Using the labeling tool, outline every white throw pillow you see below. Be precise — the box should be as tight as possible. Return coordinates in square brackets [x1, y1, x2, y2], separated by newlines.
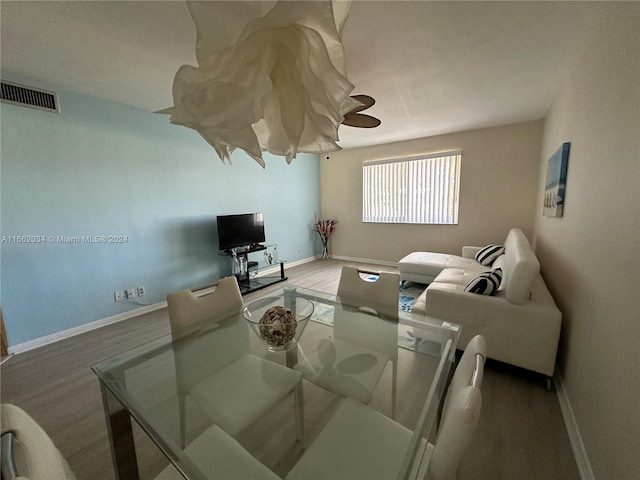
[464, 268, 502, 295]
[475, 244, 505, 266]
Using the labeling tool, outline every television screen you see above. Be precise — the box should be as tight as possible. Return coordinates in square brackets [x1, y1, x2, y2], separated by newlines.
[217, 213, 265, 251]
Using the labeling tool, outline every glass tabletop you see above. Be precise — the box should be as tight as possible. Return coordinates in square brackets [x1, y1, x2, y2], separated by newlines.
[92, 285, 460, 480]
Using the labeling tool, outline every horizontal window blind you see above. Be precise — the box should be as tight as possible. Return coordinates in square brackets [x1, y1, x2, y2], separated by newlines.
[363, 151, 461, 224]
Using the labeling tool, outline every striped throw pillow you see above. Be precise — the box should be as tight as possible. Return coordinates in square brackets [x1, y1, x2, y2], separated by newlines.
[475, 244, 505, 266]
[465, 268, 503, 295]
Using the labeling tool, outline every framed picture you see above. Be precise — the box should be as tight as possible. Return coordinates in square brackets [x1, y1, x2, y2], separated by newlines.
[543, 142, 570, 217]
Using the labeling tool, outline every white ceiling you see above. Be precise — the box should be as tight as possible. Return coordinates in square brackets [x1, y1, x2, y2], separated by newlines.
[0, 1, 597, 150]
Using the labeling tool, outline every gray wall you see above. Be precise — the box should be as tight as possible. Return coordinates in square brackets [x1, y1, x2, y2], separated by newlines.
[533, 3, 639, 478]
[321, 120, 543, 262]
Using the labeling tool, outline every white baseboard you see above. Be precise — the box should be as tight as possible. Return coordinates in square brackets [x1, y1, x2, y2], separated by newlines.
[554, 368, 595, 480]
[254, 255, 318, 276]
[7, 255, 319, 355]
[7, 301, 168, 355]
[330, 254, 399, 268]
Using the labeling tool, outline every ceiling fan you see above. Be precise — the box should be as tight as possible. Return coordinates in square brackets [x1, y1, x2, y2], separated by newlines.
[342, 94, 381, 128]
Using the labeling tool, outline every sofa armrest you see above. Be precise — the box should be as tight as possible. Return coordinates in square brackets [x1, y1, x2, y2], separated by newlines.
[462, 246, 482, 259]
[423, 282, 561, 377]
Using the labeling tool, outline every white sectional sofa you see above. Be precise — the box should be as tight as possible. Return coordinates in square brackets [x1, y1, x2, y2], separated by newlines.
[400, 228, 562, 383]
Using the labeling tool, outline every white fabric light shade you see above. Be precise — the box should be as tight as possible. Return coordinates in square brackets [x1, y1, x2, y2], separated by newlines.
[159, 0, 361, 167]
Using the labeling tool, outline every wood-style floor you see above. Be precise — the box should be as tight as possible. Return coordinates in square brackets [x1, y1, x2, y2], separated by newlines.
[0, 259, 579, 479]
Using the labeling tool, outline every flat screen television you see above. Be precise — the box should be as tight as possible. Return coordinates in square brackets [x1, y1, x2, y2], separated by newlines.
[217, 212, 265, 251]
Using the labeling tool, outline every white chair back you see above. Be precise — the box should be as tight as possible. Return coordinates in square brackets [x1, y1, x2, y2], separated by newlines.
[337, 266, 400, 319]
[168, 276, 244, 339]
[426, 335, 486, 480]
[1, 404, 77, 480]
[167, 277, 247, 393]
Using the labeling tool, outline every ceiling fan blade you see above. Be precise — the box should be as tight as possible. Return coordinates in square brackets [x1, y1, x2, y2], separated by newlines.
[342, 112, 381, 128]
[348, 94, 376, 113]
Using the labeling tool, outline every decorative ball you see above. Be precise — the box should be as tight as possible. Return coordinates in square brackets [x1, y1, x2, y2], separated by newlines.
[258, 305, 297, 347]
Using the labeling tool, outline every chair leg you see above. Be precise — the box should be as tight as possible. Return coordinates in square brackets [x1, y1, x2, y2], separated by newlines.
[179, 394, 187, 448]
[293, 382, 305, 443]
[286, 347, 305, 444]
[391, 360, 398, 419]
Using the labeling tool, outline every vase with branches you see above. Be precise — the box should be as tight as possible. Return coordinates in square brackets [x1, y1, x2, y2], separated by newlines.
[313, 215, 338, 259]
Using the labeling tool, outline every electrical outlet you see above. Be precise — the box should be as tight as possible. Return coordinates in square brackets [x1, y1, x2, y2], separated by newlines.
[114, 290, 124, 302]
[136, 285, 146, 296]
[126, 288, 136, 299]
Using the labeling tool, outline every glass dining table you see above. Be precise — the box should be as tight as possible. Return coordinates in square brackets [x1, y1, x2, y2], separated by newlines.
[92, 285, 460, 480]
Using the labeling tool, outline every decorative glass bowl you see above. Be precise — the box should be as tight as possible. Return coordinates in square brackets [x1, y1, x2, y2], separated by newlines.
[243, 295, 314, 352]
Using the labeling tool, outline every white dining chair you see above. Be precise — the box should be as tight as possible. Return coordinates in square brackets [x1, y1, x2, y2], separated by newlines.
[294, 301, 398, 413]
[295, 266, 399, 417]
[1, 403, 77, 480]
[286, 335, 486, 480]
[338, 265, 400, 416]
[154, 424, 279, 480]
[337, 266, 401, 318]
[167, 276, 303, 446]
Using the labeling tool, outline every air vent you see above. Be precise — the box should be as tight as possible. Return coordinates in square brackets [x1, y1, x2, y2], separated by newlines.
[0, 81, 60, 113]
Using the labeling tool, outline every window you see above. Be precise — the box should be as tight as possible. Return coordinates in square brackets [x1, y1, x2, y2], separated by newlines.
[362, 150, 461, 224]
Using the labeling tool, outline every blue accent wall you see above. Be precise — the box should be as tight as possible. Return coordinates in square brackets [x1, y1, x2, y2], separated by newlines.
[1, 85, 320, 347]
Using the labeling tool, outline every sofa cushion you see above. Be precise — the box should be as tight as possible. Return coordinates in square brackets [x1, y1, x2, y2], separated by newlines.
[464, 268, 502, 295]
[475, 244, 505, 266]
[399, 252, 485, 283]
[432, 268, 482, 287]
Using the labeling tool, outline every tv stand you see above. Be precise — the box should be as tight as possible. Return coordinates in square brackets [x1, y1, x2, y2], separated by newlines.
[224, 244, 287, 295]
[224, 244, 265, 255]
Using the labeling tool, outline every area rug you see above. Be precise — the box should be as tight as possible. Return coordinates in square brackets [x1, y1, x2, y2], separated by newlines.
[398, 282, 426, 312]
